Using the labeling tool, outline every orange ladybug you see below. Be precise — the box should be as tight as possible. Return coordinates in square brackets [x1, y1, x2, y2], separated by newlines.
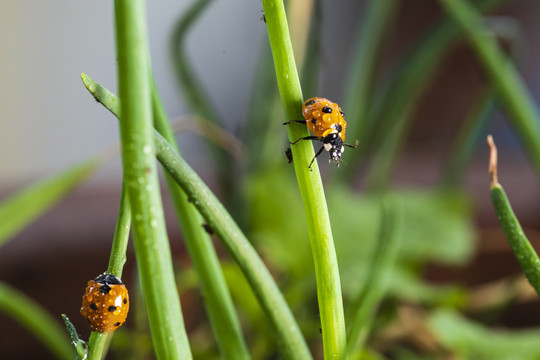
[80, 273, 129, 333]
[284, 97, 357, 168]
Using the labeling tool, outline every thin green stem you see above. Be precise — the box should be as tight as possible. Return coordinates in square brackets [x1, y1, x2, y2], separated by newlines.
[87, 184, 131, 360]
[0, 282, 72, 360]
[81, 74, 308, 359]
[107, 184, 131, 277]
[114, 0, 191, 359]
[440, 0, 540, 178]
[346, 195, 402, 358]
[488, 136, 540, 296]
[151, 78, 250, 360]
[262, 0, 346, 358]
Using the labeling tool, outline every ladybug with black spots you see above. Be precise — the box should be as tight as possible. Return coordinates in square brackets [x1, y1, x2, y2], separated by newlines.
[283, 97, 358, 169]
[80, 273, 129, 333]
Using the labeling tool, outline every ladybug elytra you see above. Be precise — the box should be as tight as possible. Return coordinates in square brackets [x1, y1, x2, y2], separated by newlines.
[80, 273, 129, 333]
[283, 97, 357, 169]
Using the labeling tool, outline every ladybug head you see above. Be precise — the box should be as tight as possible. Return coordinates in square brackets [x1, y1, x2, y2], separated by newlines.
[322, 133, 345, 165]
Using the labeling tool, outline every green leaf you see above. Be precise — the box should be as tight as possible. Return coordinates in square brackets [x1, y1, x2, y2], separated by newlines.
[430, 309, 540, 359]
[0, 158, 102, 245]
[399, 189, 475, 264]
[61, 314, 87, 360]
[0, 282, 73, 360]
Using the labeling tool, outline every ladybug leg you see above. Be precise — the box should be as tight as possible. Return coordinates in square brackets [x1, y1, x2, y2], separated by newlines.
[290, 135, 319, 145]
[344, 139, 359, 148]
[308, 145, 325, 170]
[282, 119, 306, 125]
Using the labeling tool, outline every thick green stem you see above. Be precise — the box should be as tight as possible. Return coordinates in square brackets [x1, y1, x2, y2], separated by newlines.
[262, 0, 346, 358]
[114, 0, 191, 359]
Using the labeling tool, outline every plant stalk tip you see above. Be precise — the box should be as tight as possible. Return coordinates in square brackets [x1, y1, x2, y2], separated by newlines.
[81, 73, 97, 94]
[487, 135, 498, 187]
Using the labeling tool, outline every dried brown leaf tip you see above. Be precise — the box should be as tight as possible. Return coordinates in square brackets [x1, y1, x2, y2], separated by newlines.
[487, 135, 499, 186]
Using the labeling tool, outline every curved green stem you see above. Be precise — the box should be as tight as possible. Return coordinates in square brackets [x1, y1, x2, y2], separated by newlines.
[114, 0, 191, 358]
[262, 0, 346, 358]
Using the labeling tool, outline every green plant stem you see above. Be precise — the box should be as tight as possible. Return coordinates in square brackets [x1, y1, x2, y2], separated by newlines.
[488, 136, 540, 296]
[87, 183, 132, 360]
[440, 0, 540, 178]
[262, 0, 346, 358]
[491, 183, 540, 295]
[114, 0, 191, 359]
[0, 282, 72, 360]
[107, 184, 131, 277]
[346, 195, 402, 358]
[151, 78, 250, 360]
[81, 74, 309, 359]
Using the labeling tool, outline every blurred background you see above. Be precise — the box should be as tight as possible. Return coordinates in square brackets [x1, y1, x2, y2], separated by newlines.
[1, 0, 540, 358]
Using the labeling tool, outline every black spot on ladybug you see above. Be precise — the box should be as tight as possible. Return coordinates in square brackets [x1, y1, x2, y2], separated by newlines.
[202, 223, 214, 235]
[311, 118, 317, 124]
[108, 306, 117, 312]
[305, 99, 316, 106]
[90, 303, 98, 311]
[99, 284, 111, 294]
[114, 322, 121, 327]
[322, 107, 332, 114]
[123, 298, 128, 304]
